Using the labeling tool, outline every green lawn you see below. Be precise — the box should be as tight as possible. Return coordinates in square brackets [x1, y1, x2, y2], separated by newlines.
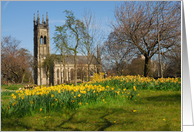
[1, 84, 25, 90]
[1, 89, 181, 131]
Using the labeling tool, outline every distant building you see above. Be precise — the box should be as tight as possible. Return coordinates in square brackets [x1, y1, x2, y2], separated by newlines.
[33, 11, 101, 85]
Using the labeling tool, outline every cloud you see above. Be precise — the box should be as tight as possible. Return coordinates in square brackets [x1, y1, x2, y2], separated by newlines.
[3, 1, 10, 10]
[49, 20, 66, 24]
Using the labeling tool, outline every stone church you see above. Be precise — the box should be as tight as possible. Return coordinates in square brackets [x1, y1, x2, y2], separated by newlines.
[33, 11, 101, 86]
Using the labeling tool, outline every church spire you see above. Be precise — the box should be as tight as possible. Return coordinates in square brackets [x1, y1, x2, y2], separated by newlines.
[46, 12, 49, 25]
[33, 13, 35, 25]
[37, 10, 39, 24]
[42, 14, 44, 24]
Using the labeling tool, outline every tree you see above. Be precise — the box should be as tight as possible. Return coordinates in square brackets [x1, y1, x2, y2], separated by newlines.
[80, 8, 101, 81]
[17, 48, 33, 83]
[63, 10, 88, 85]
[163, 44, 181, 77]
[1, 36, 32, 84]
[53, 25, 70, 84]
[102, 32, 134, 76]
[110, 1, 181, 77]
[42, 54, 55, 87]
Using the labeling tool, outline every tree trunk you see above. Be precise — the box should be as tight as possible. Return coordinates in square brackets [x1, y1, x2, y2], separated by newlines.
[63, 55, 66, 84]
[88, 64, 90, 82]
[74, 50, 77, 85]
[116, 62, 119, 76]
[60, 54, 62, 84]
[21, 69, 25, 84]
[144, 56, 150, 77]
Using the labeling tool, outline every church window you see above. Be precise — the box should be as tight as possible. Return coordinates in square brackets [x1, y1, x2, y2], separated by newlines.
[44, 36, 46, 44]
[40, 36, 43, 44]
[57, 69, 59, 78]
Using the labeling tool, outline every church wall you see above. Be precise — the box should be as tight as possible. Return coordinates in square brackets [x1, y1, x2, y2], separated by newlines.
[53, 63, 97, 85]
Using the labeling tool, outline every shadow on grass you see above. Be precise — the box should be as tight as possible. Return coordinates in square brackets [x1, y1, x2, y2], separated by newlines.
[144, 93, 181, 102]
[1, 118, 33, 131]
[151, 123, 171, 131]
[2, 106, 137, 131]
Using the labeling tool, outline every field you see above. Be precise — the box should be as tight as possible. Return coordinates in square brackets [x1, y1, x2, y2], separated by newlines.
[1, 75, 181, 131]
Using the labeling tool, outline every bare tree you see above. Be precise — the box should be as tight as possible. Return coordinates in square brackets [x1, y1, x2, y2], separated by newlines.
[110, 1, 181, 77]
[163, 43, 181, 77]
[1, 36, 32, 84]
[63, 10, 88, 85]
[80, 8, 101, 81]
[53, 25, 70, 84]
[18, 48, 32, 83]
[102, 32, 134, 76]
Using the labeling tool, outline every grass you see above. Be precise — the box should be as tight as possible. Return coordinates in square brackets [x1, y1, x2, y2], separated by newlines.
[1, 91, 17, 106]
[1, 84, 25, 90]
[1, 89, 181, 131]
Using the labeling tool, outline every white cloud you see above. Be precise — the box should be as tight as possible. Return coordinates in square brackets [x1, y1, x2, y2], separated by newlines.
[3, 1, 10, 10]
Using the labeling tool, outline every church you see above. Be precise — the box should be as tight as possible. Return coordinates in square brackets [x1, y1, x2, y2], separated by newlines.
[33, 11, 101, 86]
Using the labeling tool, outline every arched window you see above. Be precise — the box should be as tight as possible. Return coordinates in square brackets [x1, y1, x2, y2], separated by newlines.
[40, 36, 43, 44]
[44, 36, 46, 44]
[57, 69, 59, 78]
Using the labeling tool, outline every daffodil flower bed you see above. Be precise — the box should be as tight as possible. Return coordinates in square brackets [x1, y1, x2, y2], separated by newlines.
[86, 74, 181, 91]
[1, 74, 181, 118]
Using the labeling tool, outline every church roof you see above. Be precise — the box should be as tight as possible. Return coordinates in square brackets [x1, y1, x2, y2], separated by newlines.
[53, 54, 97, 65]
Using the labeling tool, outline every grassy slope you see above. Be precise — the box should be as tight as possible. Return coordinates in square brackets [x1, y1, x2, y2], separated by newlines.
[1, 90, 181, 131]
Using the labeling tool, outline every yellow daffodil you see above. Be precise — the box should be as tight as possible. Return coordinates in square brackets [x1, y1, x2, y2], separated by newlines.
[133, 86, 136, 91]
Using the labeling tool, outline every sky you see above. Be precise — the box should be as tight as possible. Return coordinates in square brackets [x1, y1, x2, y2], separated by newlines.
[1, 1, 122, 55]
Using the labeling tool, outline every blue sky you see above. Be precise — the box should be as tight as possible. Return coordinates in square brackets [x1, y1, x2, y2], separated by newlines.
[1, 1, 121, 55]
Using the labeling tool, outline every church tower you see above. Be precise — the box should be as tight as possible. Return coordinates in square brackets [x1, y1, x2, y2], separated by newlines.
[34, 11, 50, 85]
